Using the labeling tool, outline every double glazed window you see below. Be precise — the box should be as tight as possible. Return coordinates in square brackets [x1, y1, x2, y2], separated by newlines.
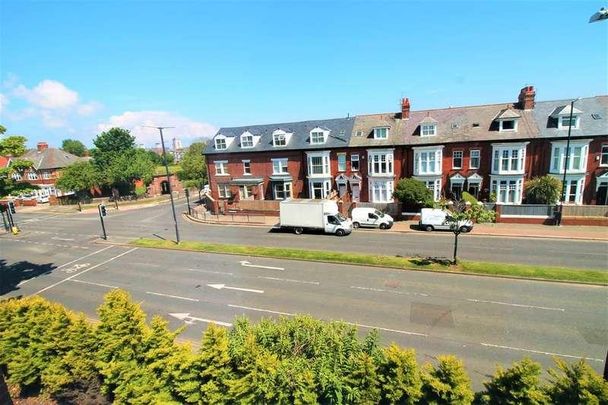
[215, 161, 228, 175]
[218, 184, 230, 198]
[274, 182, 292, 200]
[421, 124, 436, 136]
[491, 178, 523, 204]
[311, 131, 325, 144]
[351, 154, 360, 171]
[414, 149, 442, 175]
[243, 160, 251, 175]
[601, 145, 608, 166]
[492, 146, 525, 174]
[273, 133, 287, 147]
[307, 153, 330, 176]
[551, 144, 588, 173]
[470, 150, 480, 169]
[272, 158, 289, 174]
[373, 127, 389, 139]
[452, 151, 463, 169]
[337, 153, 346, 172]
[368, 151, 394, 175]
[370, 180, 393, 202]
[215, 138, 227, 150]
[241, 134, 254, 148]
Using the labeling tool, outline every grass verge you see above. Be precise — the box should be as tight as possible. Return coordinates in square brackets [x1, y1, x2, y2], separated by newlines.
[131, 238, 608, 285]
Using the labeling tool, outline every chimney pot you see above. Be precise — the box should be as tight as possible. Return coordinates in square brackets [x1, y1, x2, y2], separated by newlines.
[37, 142, 49, 151]
[518, 85, 536, 110]
[401, 97, 411, 119]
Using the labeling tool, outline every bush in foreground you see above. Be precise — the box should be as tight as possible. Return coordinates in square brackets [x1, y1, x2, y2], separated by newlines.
[1, 290, 606, 404]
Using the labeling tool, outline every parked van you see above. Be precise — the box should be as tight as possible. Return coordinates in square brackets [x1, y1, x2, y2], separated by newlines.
[419, 208, 473, 232]
[351, 207, 393, 229]
[279, 199, 352, 236]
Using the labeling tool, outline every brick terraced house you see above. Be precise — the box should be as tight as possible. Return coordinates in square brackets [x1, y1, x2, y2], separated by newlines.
[204, 86, 608, 208]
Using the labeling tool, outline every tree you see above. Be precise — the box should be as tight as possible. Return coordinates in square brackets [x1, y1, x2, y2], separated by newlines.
[444, 201, 472, 265]
[178, 142, 207, 190]
[56, 161, 101, 210]
[378, 344, 423, 404]
[545, 358, 608, 404]
[422, 355, 474, 404]
[476, 358, 549, 404]
[524, 175, 562, 204]
[0, 159, 36, 197]
[393, 178, 434, 209]
[106, 149, 156, 187]
[61, 139, 88, 157]
[0, 135, 28, 156]
[92, 128, 136, 172]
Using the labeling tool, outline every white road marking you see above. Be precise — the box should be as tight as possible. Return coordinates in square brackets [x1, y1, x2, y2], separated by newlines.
[51, 236, 75, 241]
[207, 283, 264, 294]
[258, 276, 319, 285]
[481, 343, 603, 362]
[70, 279, 118, 289]
[146, 291, 200, 302]
[467, 298, 566, 312]
[228, 304, 294, 316]
[228, 304, 428, 337]
[55, 246, 114, 269]
[351, 285, 429, 297]
[169, 312, 232, 327]
[187, 268, 234, 276]
[61, 263, 90, 274]
[33, 248, 137, 295]
[240, 260, 285, 271]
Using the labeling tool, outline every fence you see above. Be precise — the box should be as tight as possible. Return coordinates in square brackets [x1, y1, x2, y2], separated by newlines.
[190, 205, 266, 224]
[562, 205, 608, 217]
[500, 204, 554, 217]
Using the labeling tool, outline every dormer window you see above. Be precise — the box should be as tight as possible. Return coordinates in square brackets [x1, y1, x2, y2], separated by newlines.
[553, 104, 582, 130]
[272, 130, 289, 147]
[559, 115, 580, 129]
[215, 136, 227, 150]
[310, 127, 329, 145]
[495, 108, 520, 132]
[240, 131, 254, 148]
[421, 124, 436, 136]
[373, 127, 389, 139]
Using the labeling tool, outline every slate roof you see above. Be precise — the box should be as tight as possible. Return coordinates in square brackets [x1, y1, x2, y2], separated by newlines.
[205, 117, 355, 155]
[533, 96, 607, 139]
[20, 148, 85, 170]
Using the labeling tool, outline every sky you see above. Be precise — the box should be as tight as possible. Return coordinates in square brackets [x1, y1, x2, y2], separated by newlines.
[0, 0, 606, 149]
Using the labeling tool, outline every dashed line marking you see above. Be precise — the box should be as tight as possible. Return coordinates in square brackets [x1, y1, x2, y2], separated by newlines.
[70, 279, 118, 289]
[467, 298, 565, 312]
[480, 343, 603, 362]
[258, 276, 320, 285]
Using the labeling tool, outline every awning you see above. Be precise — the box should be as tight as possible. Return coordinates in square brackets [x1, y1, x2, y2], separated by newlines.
[269, 175, 292, 182]
[230, 177, 264, 186]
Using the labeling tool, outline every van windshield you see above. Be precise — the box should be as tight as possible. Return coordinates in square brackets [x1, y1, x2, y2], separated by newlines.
[336, 213, 348, 222]
[374, 210, 384, 218]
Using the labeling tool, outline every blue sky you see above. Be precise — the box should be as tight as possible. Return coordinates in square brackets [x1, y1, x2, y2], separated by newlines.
[1, 1, 606, 148]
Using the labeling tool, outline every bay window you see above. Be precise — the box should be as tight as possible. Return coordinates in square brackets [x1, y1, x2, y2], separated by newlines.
[550, 141, 589, 174]
[370, 180, 394, 203]
[491, 143, 527, 175]
[413, 147, 443, 176]
[368, 150, 394, 176]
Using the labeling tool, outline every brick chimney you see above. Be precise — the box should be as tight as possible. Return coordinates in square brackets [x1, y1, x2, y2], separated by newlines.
[401, 98, 411, 119]
[37, 142, 49, 151]
[518, 86, 536, 110]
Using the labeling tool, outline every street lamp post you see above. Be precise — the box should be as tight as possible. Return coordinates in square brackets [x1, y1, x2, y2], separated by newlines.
[145, 126, 181, 243]
[556, 99, 579, 226]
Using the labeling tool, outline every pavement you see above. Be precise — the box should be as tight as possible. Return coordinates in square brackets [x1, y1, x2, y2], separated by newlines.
[187, 212, 608, 241]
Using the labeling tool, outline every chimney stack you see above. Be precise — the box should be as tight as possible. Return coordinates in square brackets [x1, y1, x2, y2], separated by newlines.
[401, 98, 411, 119]
[37, 142, 48, 152]
[518, 85, 536, 110]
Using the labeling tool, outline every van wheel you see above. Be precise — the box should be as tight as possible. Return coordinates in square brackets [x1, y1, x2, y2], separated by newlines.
[294, 227, 304, 235]
[352, 222, 360, 229]
[335, 229, 345, 236]
[379, 223, 388, 230]
[424, 225, 434, 232]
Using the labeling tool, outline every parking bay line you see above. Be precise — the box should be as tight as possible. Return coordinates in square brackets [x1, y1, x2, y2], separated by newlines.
[33, 248, 138, 295]
[70, 279, 119, 289]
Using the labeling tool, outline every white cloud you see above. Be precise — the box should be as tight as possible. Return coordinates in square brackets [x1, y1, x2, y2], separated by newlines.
[14, 79, 79, 109]
[97, 111, 217, 146]
[0, 93, 8, 113]
[77, 101, 103, 116]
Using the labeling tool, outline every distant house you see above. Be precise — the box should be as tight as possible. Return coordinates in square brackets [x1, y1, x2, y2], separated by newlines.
[16, 142, 88, 202]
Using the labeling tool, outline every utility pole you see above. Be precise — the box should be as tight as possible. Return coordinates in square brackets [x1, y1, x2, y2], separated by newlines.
[556, 98, 580, 226]
[144, 126, 181, 244]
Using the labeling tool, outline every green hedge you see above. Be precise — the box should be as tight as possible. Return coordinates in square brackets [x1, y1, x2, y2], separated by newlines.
[1, 291, 606, 404]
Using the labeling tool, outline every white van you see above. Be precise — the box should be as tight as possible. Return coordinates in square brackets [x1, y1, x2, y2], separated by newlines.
[419, 208, 473, 232]
[351, 207, 394, 229]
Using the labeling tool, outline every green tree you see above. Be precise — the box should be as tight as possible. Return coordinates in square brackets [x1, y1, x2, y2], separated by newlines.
[92, 127, 136, 172]
[61, 139, 88, 157]
[422, 355, 474, 405]
[393, 178, 434, 209]
[106, 148, 156, 187]
[378, 344, 423, 404]
[56, 161, 100, 209]
[524, 175, 562, 204]
[0, 159, 36, 197]
[178, 142, 207, 190]
[0, 135, 28, 156]
[476, 358, 549, 404]
[545, 358, 608, 404]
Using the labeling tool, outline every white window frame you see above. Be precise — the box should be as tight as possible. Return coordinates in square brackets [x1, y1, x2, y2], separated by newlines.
[549, 141, 589, 174]
[214, 136, 227, 150]
[351, 154, 360, 171]
[498, 119, 518, 132]
[491, 143, 527, 175]
[601, 145, 608, 167]
[413, 146, 443, 176]
[240, 132, 254, 149]
[309, 179, 331, 199]
[272, 130, 288, 147]
[12, 172, 22, 181]
[367, 149, 394, 176]
[421, 124, 437, 137]
[28, 171, 39, 180]
[310, 128, 328, 145]
[337, 153, 346, 172]
[424, 178, 442, 202]
[239, 185, 254, 200]
[452, 151, 463, 169]
[306, 151, 331, 177]
[214, 160, 229, 176]
[273, 182, 292, 200]
[242, 160, 251, 175]
[490, 177, 524, 205]
[218, 184, 230, 198]
[373, 127, 389, 139]
[272, 158, 289, 175]
[470, 150, 480, 169]
[369, 179, 394, 203]
[558, 115, 580, 130]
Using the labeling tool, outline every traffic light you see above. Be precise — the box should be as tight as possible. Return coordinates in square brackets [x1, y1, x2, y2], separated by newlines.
[99, 204, 107, 217]
[8, 201, 16, 214]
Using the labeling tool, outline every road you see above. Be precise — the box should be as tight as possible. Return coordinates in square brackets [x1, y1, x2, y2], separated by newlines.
[1, 202, 607, 388]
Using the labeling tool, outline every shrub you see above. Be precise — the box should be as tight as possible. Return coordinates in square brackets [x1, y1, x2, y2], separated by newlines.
[461, 191, 478, 205]
[545, 358, 608, 404]
[394, 178, 434, 209]
[422, 355, 474, 404]
[134, 185, 147, 199]
[525, 175, 562, 204]
[463, 204, 496, 223]
[476, 358, 549, 404]
[378, 344, 422, 404]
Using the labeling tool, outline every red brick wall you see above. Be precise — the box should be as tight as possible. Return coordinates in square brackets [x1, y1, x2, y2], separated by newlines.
[147, 174, 184, 196]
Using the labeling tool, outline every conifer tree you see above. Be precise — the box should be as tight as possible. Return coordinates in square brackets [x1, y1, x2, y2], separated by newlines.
[378, 344, 423, 404]
[476, 358, 549, 404]
[545, 358, 608, 404]
[421, 355, 474, 405]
